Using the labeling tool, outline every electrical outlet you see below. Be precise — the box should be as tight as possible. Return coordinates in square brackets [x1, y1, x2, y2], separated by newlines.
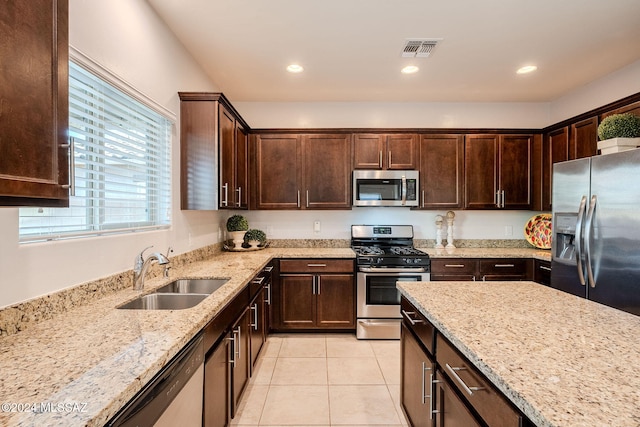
[504, 225, 513, 236]
[314, 220, 321, 233]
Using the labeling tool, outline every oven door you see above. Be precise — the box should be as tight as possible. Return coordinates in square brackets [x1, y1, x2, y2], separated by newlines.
[357, 269, 429, 318]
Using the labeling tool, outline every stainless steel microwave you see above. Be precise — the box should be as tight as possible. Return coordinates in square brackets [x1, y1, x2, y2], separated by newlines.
[353, 170, 419, 207]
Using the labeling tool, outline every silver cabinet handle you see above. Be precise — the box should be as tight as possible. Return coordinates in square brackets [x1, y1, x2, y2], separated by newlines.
[60, 137, 76, 196]
[501, 190, 506, 208]
[227, 333, 236, 368]
[421, 362, 432, 405]
[297, 190, 301, 208]
[444, 264, 466, 268]
[539, 265, 551, 272]
[585, 194, 597, 288]
[316, 275, 321, 294]
[235, 326, 241, 359]
[495, 191, 500, 208]
[401, 309, 424, 325]
[421, 190, 425, 208]
[388, 150, 392, 167]
[252, 276, 266, 285]
[236, 187, 242, 207]
[221, 183, 229, 206]
[306, 190, 309, 208]
[306, 263, 327, 267]
[264, 266, 274, 273]
[445, 363, 485, 396]
[265, 283, 271, 305]
[251, 303, 258, 330]
[378, 150, 383, 168]
[494, 264, 515, 268]
[429, 373, 440, 419]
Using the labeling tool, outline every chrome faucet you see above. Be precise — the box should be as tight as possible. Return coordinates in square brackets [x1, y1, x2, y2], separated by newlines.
[133, 246, 170, 291]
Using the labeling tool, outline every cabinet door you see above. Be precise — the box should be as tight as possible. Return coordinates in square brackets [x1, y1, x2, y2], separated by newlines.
[387, 134, 418, 169]
[543, 127, 569, 211]
[499, 135, 532, 209]
[253, 134, 301, 209]
[464, 135, 498, 209]
[235, 125, 249, 209]
[570, 117, 598, 160]
[219, 105, 236, 208]
[353, 134, 384, 169]
[231, 308, 251, 418]
[316, 274, 355, 329]
[401, 324, 435, 427]
[204, 338, 230, 427]
[0, 0, 69, 207]
[302, 134, 352, 209]
[280, 274, 316, 328]
[434, 372, 482, 427]
[249, 288, 266, 372]
[419, 135, 464, 209]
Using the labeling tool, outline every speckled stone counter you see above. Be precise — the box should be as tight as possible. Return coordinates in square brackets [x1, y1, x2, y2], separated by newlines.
[418, 246, 551, 261]
[398, 281, 640, 427]
[0, 248, 353, 427]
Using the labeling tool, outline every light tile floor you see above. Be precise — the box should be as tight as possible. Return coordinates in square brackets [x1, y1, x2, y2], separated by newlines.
[231, 333, 409, 426]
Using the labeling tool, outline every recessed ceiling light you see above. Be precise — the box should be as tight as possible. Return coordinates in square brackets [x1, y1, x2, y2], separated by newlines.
[517, 65, 537, 74]
[286, 64, 304, 73]
[401, 65, 419, 74]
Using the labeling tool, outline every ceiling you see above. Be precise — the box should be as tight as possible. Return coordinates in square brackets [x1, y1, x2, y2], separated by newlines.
[147, 0, 640, 103]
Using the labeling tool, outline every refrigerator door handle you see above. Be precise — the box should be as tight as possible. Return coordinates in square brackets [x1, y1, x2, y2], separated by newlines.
[574, 195, 588, 286]
[584, 195, 598, 288]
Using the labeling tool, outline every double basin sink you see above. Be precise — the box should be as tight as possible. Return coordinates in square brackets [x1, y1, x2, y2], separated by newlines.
[118, 278, 229, 310]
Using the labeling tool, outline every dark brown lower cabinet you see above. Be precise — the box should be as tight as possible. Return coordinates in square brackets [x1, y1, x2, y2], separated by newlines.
[230, 308, 251, 418]
[534, 259, 551, 286]
[204, 338, 229, 427]
[431, 258, 533, 282]
[434, 372, 482, 427]
[401, 323, 436, 427]
[249, 287, 267, 372]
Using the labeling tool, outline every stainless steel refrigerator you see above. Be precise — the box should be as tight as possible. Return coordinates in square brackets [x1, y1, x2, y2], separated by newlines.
[551, 148, 640, 316]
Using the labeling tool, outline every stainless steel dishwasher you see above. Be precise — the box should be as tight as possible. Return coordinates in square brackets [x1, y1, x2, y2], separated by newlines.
[107, 334, 205, 427]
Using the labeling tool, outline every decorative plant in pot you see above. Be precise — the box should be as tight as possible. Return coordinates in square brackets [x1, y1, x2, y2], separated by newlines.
[226, 215, 249, 249]
[244, 229, 267, 248]
[597, 113, 640, 154]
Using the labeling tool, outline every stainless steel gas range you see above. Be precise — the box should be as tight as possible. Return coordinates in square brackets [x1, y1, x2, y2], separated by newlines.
[351, 225, 431, 339]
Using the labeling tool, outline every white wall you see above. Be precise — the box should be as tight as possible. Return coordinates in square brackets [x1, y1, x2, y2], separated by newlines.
[0, 0, 224, 309]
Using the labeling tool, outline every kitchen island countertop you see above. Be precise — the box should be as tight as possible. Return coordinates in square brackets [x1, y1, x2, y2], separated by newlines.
[398, 280, 640, 427]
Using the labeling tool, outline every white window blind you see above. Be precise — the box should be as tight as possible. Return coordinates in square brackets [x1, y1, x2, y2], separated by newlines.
[19, 61, 172, 242]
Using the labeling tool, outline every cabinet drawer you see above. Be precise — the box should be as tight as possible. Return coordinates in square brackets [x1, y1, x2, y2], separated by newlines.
[478, 259, 529, 280]
[431, 259, 476, 275]
[534, 259, 551, 286]
[401, 297, 435, 356]
[436, 335, 522, 427]
[279, 259, 354, 273]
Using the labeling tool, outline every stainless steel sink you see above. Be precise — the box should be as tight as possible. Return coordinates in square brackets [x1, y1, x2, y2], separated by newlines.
[155, 278, 229, 294]
[117, 293, 208, 310]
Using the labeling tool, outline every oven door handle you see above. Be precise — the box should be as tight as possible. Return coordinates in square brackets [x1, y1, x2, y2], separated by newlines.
[358, 267, 427, 273]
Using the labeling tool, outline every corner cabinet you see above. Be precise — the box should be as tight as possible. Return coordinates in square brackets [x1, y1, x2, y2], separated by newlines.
[418, 134, 465, 209]
[178, 92, 249, 210]
[353, 133, 418, 170]
[465, 134, 533, 210]
[0, 0, 70, 207]
[251, 133, 352, 209]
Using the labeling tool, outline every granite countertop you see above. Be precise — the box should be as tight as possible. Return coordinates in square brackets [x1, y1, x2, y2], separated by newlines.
[419, 246, 551, 261]
[398, 281, 640, 427]
[0, 248, 353, 427]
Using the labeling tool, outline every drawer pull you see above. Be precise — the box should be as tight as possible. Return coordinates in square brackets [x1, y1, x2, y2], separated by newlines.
[494, 264, 515, 268]
[401, 309, 424, 325]
[445, 363, 485, 396]
[539, 265, 551, 272]
[252, 276, 266, 285]
[306, 263, 327, 267]
[264, 266, 274, 273]
[444, 264, 466, 268]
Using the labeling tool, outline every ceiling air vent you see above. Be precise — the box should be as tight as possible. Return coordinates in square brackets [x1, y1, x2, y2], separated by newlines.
[401, 39, 442, 58]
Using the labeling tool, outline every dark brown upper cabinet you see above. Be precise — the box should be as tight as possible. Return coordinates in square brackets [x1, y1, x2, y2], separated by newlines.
[542, 127, 569, 211]
[0, 0, 70, 207]
[570, 116, 598, 160]
[465, 134, 532, 210]
[353, 134, 417, 170]
[418, 134, 465, 209]
[252, 133, 351, 210]
[178, 92, 249, 210]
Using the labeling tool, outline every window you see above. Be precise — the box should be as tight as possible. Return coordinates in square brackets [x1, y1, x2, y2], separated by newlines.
[19, 59, 173, 242]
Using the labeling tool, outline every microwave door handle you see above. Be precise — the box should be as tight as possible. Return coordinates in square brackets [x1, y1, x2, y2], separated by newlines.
[575, 195, 588, 286]
[401, 175, 407, 205]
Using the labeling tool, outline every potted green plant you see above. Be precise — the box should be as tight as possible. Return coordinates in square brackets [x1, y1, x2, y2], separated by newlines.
[226, 215, 249, 248]
[597, 113, 640, 154]
[244, 229, 267, 248]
